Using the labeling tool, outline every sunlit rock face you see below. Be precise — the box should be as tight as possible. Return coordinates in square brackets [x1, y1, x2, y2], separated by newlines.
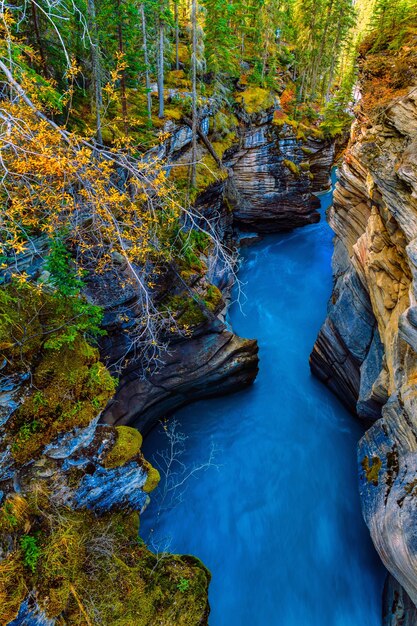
[228, 118, 334, 232]
[311, 84, 417, 607]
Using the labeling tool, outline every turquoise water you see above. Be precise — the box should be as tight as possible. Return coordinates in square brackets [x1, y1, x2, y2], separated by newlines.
[141, 174, 386, 625]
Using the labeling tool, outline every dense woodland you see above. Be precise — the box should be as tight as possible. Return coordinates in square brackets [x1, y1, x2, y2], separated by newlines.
[1, 0, 417, 622]
[1, 0, 416, 369]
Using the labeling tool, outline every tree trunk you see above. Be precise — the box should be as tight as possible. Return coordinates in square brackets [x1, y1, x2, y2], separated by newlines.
[140, 3, 152, 120]
[87, 0, 103, 144]
[310, 0, 335, 98]
[157, 16, 165, 118]
[117, 0, 129, 134]
[183, 117, 223, 168]
[174, 0, 180, 70]
[31, 1, 48, 76]
[191, 0, 197, 188]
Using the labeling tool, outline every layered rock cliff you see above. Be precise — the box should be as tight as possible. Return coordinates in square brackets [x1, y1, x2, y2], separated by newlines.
[311, 36, 417, 619]
[0, 89, 336, 624]
[102, 96, 335, 431]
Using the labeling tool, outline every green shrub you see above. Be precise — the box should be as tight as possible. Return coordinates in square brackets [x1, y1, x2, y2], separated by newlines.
[20, 535, 41, 573]
[177, 577, 190, 592]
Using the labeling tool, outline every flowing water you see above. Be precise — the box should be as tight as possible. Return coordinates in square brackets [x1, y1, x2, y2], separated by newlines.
[141, 172, 386, 626]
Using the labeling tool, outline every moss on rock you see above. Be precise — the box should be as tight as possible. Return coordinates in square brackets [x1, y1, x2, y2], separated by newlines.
[9, 335, 115, 464]
[236, 87, 275, 115]
[0, 506, 210, 625]
[282, 159, 301, 177]
[142, 465, 161, 493]
[104, 426, 143, 469]
[362, 455, 382, 486]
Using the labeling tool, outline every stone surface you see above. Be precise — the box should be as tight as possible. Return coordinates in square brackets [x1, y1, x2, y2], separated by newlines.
[102, 321, 259, 433]
[228, 120, 334, 232]
[100, 111, 334, 431]
[383, 574, 417, 626]
[312, 81, 417, 614]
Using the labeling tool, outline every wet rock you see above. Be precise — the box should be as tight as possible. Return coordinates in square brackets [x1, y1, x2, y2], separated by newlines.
[102, 321, 259, 433]
[227, 121, 333, 232]
[8, 600, 54, 626]
[383, 574, 417, 626]
[312, 82, 417, 614]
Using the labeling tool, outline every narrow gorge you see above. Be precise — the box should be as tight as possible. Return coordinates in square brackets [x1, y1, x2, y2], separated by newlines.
[1, 1, 417, 624]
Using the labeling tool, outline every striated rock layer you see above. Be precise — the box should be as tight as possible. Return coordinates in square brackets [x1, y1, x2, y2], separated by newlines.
[311, 78, 417, 610]
[228, 113, 334, 233]
[102, 321, 258, 433]
[101, 107, 334, 431]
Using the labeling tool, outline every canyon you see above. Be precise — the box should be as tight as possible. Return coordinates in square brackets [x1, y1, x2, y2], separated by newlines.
[3, 41, 417, 624]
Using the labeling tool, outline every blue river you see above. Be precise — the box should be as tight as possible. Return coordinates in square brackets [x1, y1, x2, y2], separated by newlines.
[142, 173, 386, 626]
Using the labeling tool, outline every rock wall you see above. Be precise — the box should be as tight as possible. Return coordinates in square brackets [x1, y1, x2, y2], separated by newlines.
[102, 109, 334, 431]
[228, 113, 334, 233]
[311, 79, 417, 611]
[383, 574, 417, 626]
[102, 320, 258, 433]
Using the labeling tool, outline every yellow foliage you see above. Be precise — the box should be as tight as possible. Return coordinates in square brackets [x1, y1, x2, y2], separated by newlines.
[236, 87, 275, 115]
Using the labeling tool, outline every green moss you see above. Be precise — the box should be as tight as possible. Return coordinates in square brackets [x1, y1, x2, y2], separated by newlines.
[165, 69, 191, 90]
[286, 118, 299, 132]
[0, 282, 115, 465]
[0, 551, 27, 623]
[361, 455, 382, 486]
[162, 282, 222, 329]
[204, 284, 223, 312]
[0, 496, 29, 532]
[301, 146, 313, 155]
[142, 465, 160, 493]
[164, 105, 185, 122]
[0, 285, 43, 369]
[162, 294, 207, 328]
[282, 159, 300, 177]
[299, 161, 310, 172]
[170, 151, 228, 203]
[103, 426, 143, 469]
[175, 229, 211, 273]
[213, 110, 238, 136]
[272, 110, 289, 127]
[9, 335, 115, 464]
[212, 136, 237, 160]
[0, 506, 210, 625]
[307, 126, 325, 140]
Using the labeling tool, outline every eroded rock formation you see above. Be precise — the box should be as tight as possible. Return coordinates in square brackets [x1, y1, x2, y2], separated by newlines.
[311, 48, 417, 612]
[228, 118, 333, 232]
[101, 103, 335, 431]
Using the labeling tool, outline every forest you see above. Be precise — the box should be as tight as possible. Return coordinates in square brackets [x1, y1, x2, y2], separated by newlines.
[1, 0, 417, 623]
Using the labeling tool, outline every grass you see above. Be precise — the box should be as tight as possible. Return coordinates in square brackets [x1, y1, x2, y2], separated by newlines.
[0, 507, 210, 625]
[0, 282, 115, 464]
